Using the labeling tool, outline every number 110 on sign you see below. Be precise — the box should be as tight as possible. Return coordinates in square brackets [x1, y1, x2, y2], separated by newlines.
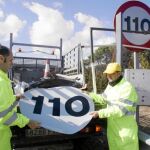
[32, 96, 90, 117]
[124, 16, 150, 32]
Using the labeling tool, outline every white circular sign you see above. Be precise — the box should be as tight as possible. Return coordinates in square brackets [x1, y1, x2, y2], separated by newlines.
[19, 86, 94, 134]
[114, 1, 150, 52]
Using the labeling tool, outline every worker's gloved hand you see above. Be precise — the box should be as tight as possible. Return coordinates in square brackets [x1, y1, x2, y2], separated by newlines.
[14, 81, 29, 96]
[81, 90, 89, 95]
[28, 120, 41, 129]
[16, 94, 25, 101]
[90, 111, 99, 118]
[80, 84, 88, 90]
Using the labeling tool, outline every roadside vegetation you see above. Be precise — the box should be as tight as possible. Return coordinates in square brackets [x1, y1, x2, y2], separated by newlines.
[83, 45, 150, 93]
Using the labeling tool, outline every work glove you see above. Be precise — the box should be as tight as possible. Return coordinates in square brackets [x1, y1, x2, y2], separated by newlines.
[28, 120, 41, 129]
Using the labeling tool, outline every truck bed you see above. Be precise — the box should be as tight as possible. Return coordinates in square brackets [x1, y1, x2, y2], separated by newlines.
[139, 106, 150, 134]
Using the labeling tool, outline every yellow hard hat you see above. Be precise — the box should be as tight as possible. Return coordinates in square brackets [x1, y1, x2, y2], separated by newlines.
[103, 62, 121, 74]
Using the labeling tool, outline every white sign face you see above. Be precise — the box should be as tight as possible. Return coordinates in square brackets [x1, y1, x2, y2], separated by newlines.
[19, 86, 94, 134]
[125, 69, 150, 106]
[115, 1, 150, 52]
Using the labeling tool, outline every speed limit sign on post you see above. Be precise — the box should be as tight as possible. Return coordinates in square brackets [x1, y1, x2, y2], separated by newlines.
[114, 1, 150, 52]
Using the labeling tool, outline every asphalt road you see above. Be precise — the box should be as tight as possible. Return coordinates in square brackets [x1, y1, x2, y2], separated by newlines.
[14, 140, 150, 150]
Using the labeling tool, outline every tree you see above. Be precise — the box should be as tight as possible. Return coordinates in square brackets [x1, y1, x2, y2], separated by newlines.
[94, 45, 115, 64]
[139, 50, 150, 69]
[83, 45, 114, 92]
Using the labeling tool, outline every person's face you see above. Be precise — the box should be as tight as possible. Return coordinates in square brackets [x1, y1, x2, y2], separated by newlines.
[0, 51, 13, 72]
[106, 72, 121, 82]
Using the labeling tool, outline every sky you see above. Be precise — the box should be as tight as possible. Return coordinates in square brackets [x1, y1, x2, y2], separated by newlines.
[0, 0, 149, 58]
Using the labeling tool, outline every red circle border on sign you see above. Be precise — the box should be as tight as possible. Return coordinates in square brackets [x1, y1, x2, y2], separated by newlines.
[114, 1, 150, 52]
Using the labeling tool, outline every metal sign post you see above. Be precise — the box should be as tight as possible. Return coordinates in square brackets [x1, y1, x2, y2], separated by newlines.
[115, 12, 123, 65]
[115, 1, 150, 146]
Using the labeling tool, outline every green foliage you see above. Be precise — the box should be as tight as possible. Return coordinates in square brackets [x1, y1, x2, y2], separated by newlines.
[83, 45, 114, 93]
[94, 45, 115, 64]
[82, 45, 150, 94]
[139, 51, 150, 69]
[96, 71, 108, 93]
[84, 67, 108, 93]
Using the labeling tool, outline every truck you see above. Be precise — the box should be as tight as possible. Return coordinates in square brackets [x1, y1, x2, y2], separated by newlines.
[9, 32, 108, 150]
[10, 56, 108, 150]
[10, 18, 150, 149]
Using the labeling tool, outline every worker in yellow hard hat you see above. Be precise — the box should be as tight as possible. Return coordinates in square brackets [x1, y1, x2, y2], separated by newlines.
[90, 62, 139, 150]
[103, 62, 121, 74]
[0, 45, 40, 150]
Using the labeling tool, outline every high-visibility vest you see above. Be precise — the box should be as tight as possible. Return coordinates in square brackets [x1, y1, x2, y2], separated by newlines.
[0, 70, 29, 128]
[90, 77, 138, 118]
[89, 77, 139, 150]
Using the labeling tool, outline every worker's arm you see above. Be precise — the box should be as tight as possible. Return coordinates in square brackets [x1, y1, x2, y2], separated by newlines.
[89, 92, 107, 105]
[0, 83, 40, 129]
[95, 84, 138, 118]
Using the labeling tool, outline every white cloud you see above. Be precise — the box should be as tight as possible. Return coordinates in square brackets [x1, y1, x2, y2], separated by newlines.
[24, 2, 74, 51]
[74, 12, 101, 26]
[63, 12, 105, 53]
[95, 36, 115, 45]
[24, 2, 114, 57]
[52, 2, 63, 9]
[0, 14, 26, 42]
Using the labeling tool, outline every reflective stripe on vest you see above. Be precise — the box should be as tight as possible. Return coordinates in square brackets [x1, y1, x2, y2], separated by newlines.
[107, 101, 136, 116]
[120, 98, 137, 107]
[3, 112, 17, 125]
[0, 101, 18, 118]
[118, 105, 136, 116]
